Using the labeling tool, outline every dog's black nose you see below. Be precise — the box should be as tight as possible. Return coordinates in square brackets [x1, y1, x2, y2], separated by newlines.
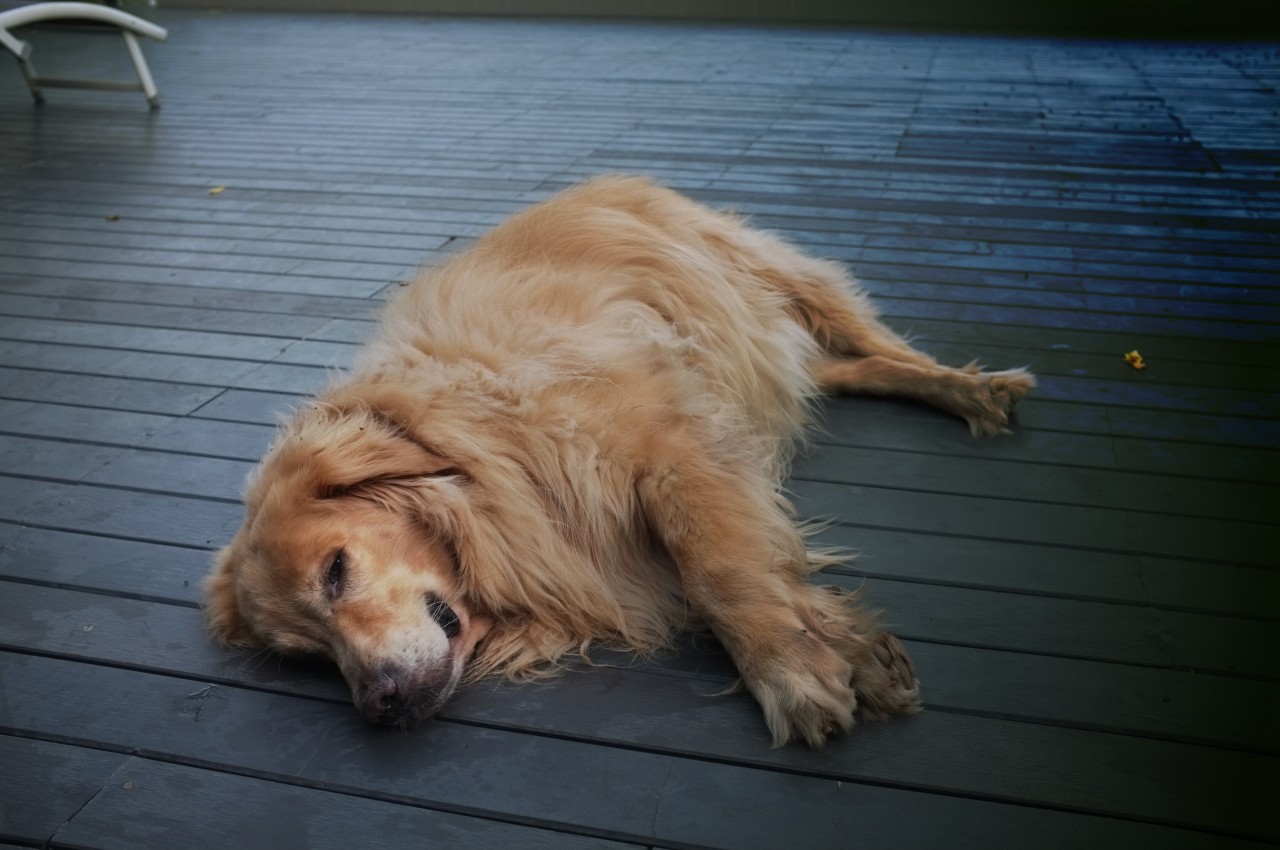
[358, 671, 403, 722]
[352, 663, 454, 727]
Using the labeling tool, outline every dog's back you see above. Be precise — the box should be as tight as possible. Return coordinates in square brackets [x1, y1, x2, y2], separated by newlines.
[360, 176, 823, 472]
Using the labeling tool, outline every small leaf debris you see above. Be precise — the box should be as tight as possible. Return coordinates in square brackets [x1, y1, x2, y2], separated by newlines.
[105, 214, 120, 222]
[208, 185, 225, 196]
[1123, 350, 1147, 370]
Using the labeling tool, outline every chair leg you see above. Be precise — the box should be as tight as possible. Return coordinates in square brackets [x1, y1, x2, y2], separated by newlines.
[15, 55, 45, 104]
[1, 31, 44, 104]
[121, 31, 159, 108]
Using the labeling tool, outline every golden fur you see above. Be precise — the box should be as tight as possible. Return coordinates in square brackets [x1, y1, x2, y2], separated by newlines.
[206, 176, 1034, 746]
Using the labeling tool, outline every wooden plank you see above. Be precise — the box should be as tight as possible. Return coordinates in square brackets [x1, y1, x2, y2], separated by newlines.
[0, 255, 392, 300]
[1008, 400, 1280, 453]
[0, 222, 440, 267]
[0, 736, 129, 847]
[0, 434, 253, 502]
[0, 196, 497, 244]
[0, 210, 457, 251]
[915, 338, 1278, 394]
[0, 291, 333, 340]
[55, 757, 643, 850]
[839, 251, 1280, 296]
[1028, 374, 1276, 420]
[0, 341, 331, 396]
[0, 237, 407, 282]
[3, 651, 1276, 845]
[816, 397, 1280, 480]
[0, 476, 241, 550]
[0, 316, 306, 362]
[842, 576, 1280, 679]
[0, 366, 222, 415]
[812, 526, 1280, 621]
[885, 312, 1274, 368]
[794, 480, 1279, 567]
[0, 525, 211, 603]
[192, 389, 305, 425]
[0, 399, 274, 461]
[0, 340, 262, 389]
[792, 444, 1277, 523]
[746, 200, 1280, 248]
[0, 275, 383, 322]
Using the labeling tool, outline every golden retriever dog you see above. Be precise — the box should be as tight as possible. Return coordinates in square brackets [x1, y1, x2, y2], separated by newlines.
[206, 176, 1034, 746]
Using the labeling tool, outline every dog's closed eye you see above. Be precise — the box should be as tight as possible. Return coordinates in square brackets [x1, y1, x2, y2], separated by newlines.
[324, 549, 348, 600]
[426, 593, 460, 638]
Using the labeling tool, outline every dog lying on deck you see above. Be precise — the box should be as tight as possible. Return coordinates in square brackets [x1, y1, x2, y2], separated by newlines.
[205, 177, 1034, 746]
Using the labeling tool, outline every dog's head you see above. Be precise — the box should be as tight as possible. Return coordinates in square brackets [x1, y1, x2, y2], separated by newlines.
[205, 388, 492, 727]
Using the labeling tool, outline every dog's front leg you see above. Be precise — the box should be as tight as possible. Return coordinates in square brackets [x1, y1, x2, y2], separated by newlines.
[637, 446, 866, 747]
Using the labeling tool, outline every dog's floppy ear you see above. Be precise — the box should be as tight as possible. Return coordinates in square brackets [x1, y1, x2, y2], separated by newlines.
[313, 422, 461, 496]
[307, 384, 466, 499]
[204, 544, 257, 648]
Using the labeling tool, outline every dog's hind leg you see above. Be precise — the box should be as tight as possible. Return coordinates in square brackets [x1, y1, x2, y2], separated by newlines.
[637, 439, 920, 747]
[720, 228, 935, 366]
[737, 244, 1036, 434]
[774, 262, 937, 367]
[814, 354, 1034, 437]
[718, 226, 1036, 423]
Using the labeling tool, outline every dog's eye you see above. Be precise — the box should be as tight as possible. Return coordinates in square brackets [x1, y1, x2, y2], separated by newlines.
[426, 593, 460, 639]
[324, 550, 347, 600]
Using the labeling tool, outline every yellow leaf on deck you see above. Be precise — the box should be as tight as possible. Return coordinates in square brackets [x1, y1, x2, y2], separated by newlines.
[208, 186, 225, 195]
[1123, 350, 1146, 370]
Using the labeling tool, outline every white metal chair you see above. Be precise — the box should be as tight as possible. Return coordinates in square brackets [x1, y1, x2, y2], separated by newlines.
[1, 2, 168, 108]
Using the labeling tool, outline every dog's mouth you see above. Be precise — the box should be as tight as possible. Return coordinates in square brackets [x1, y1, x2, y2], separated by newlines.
[343, 608, 492, 728]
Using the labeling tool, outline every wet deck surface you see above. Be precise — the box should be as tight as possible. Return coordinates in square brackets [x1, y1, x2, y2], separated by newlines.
[1, 11, 1277, 849]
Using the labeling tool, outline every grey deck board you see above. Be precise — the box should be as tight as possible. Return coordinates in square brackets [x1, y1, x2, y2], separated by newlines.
[1, 10, 1277, 849]
[0, 737, 132, 847]
[4, 651, 1278, 846]
[49, 755, 643, 850]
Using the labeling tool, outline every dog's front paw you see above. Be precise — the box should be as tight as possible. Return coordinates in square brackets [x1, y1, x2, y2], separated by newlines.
[962, 367, 1036, 437]
[853, 630, 922, 720]
[743, 634, 858, 748]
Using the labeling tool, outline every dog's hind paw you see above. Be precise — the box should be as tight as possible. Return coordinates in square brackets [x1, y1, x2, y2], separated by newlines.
[961, 367, 1036, 437]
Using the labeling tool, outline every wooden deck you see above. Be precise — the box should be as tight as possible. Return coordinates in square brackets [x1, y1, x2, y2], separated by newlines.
[2, 11, 1277, 849]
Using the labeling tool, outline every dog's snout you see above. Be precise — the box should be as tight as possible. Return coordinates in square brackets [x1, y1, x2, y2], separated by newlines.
[358, 670, 404, 722]
[353, 663, 454, 727]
